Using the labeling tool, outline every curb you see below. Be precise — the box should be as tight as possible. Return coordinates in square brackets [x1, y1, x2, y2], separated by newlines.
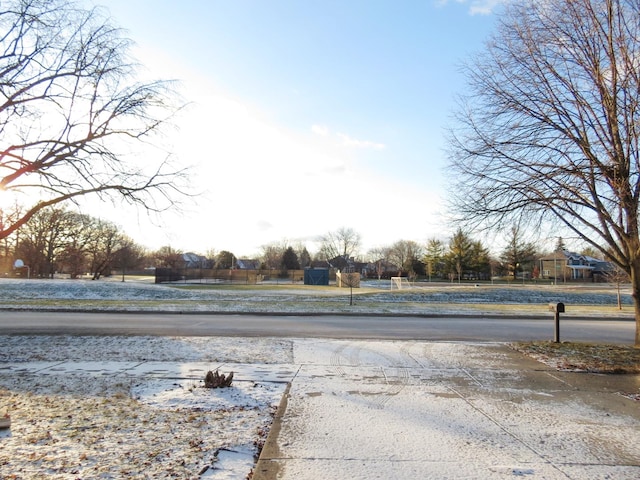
[252, 382, 292, 480]
[0, 307, 633, 322]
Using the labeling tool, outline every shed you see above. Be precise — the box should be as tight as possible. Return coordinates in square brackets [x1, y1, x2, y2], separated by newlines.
[304, 267, 329, 286]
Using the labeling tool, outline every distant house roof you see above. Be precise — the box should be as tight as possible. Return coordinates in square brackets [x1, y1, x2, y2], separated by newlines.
[540, 250, 614, 274]
[182, 252, 209, 268]
[236, 258, 261, 270]
[541, 250, 603, 262]
[310, 260, 332, 269]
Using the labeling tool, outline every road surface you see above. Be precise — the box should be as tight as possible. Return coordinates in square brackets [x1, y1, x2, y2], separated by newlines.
[0, 311, 634, 344]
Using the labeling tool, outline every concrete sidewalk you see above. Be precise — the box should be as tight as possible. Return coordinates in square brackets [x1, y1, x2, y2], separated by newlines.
[255, 341, 640, 480]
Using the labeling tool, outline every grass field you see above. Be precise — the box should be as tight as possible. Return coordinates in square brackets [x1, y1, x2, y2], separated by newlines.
[0, 277, 634, 318]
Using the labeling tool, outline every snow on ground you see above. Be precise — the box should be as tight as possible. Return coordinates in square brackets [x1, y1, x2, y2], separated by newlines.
[5, 337, 639, 480]
[267, 340, 640, 480]
[0, 279, 638, 479]
[0, 277, 632, 315]
[0, 335, 293, 479]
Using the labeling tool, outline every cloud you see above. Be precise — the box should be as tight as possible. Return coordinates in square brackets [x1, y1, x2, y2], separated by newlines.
[88, 44, 436, 256]
[312, 125, 385, 150]
[337, 133, 385, 150]
[469, 0, 505, 15]
[256, 220, 273, 231]
[311, 124, 329, 136]
[437, 0, 506, 15]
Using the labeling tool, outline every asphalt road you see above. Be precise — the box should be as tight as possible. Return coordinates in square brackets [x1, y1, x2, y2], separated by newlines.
[0, 311, 635, 344]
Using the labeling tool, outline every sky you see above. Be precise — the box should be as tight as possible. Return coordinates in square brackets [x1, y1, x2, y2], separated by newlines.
[84, 0, 502, 258]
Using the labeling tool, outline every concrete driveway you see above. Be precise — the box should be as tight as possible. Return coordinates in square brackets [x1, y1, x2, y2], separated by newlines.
[255, 340, 640, 480]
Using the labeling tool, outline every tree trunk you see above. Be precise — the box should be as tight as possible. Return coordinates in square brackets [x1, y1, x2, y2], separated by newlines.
[631, 261, 640, 347]
[633, 292, 640, 347]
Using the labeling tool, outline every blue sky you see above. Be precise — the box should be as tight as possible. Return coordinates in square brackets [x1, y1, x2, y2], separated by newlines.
[87, 0, 501, 257]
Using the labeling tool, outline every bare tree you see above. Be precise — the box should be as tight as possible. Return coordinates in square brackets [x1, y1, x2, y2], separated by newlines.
[388, 240, 424, 279]
[0, 0, 187, 240]
[447, 0, 640, 345]
[0, 202, 22, 271]
[113, 237, 146, 281]
[85, 219, 125, 280]
[605, 265, 630, 310]
[58, 212, 94, 278]
[154, 246, 184, 269]
[340, 271, 360, 306]
[260, 242, 287, 270]
[16, 206, 77, 277]
[319, 227, 361, 269]
[367, 246, 391, 280]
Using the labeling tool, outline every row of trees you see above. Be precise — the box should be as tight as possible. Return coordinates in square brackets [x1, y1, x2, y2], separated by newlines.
[0, 208, 567, 282]
[252, 226, 579, 283]
[2, 207, 146, 279]
[320, 226, 568, 281]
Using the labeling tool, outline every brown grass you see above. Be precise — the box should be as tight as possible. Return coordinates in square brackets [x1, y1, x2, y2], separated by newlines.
[511, 341, 640, 374]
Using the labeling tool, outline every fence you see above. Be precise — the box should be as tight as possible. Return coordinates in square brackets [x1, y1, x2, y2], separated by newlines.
[154, 268, 306, 284]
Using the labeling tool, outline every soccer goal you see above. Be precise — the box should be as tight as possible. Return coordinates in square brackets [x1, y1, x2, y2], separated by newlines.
[390, 276, 412, 290]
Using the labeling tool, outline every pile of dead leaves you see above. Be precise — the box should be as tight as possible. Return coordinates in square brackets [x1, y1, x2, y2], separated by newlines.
[511, 341, 640, 374]
[204, 369, 234, 388]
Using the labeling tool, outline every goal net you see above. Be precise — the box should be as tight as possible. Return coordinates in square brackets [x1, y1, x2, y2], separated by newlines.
[390, 276, 412, 290]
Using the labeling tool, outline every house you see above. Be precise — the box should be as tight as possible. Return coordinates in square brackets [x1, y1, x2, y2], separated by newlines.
[182, 252, 211, 269]
[539, 250, 614, 282]
[309, 260, 332, 269]
[235, 258, 261, 270]
[326, 255, 368, 275]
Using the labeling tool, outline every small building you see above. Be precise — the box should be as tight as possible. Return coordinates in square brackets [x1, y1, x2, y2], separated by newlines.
[304, 267, 329, 286]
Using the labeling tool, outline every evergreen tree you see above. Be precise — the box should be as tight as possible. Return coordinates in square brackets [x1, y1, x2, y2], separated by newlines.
[445, 229, 474, 282]
[281, 246, 300, 270]
[424, 238, 445, 281]
[555, 237, 567, 252]
[470, 241, 492, 280]
[501, 226, 538, 279]
[298, 247, 312, 268]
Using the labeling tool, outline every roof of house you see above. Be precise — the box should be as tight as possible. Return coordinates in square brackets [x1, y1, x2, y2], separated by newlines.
[236, 259, 261, 270]
[540, 250, 604, 263]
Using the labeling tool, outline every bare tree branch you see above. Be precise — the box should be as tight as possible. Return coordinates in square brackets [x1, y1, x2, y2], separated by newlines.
[447, 0, 640, 344]
[0, 0, 189, 240]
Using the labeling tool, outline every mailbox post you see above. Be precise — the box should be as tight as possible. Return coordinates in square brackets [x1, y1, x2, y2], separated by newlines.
[549, 302, 565, 343]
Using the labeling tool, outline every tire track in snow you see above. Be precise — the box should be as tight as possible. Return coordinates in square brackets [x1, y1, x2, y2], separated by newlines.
[329, 341, 412, 409]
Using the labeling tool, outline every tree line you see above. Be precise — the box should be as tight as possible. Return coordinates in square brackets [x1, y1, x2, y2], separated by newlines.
[1, 209, 595, 282]
[315, 226, 576, 282]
